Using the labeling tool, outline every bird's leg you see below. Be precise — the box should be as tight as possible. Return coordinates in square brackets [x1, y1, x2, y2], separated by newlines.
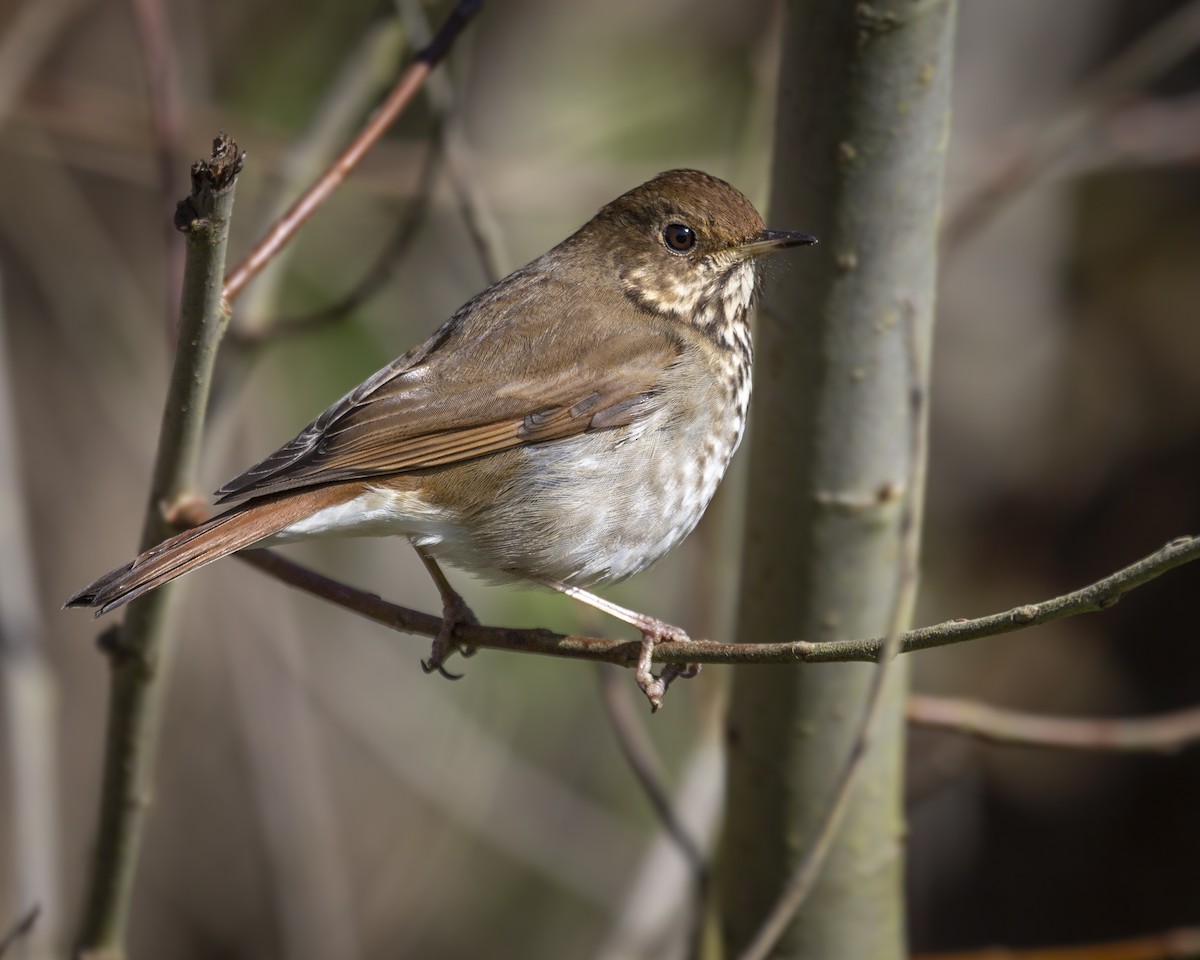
[414, 545, 478, 679]
[533, 576, 700, 712]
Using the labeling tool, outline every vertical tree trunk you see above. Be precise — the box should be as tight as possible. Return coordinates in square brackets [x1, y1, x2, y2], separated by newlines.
[719, 2, 956, 957]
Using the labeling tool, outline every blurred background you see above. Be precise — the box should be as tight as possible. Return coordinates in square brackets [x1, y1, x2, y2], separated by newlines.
[1, 0, 1198, 956]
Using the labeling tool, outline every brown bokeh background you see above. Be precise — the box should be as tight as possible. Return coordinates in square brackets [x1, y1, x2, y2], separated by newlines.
[1, 1, 1198, 957]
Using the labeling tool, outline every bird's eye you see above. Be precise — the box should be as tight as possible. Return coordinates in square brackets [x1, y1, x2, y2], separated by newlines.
[663, 223, 697, 253]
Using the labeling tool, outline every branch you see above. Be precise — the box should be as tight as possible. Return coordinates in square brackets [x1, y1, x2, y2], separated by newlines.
[0, 905, 39, 959]
[75, 135, 243, 959]
[227, 533, 1200, 669]
[220, 0, 483, 307]
[233, 131, 443, 345]
[228, 14, 410, 343]
[816, 534, 1200, 662]
[912, 925, 1200, 960]
[0, 270, 61, 952]
[397, 0, 507, 285]
[908, 694, 1200, 754]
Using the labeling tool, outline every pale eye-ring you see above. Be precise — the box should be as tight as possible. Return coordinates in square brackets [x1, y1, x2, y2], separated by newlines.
[663, 223, 697, 253]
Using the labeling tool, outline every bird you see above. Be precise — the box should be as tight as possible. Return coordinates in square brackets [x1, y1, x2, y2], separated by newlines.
[66, 169, 815, 709]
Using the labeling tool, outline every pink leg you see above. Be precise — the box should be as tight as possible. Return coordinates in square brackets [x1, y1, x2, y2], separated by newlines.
[533, 576, 700, 711]
[414, 545, 478, 679]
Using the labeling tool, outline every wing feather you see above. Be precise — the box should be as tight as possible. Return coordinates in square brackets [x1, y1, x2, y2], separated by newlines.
[215, 272, 683, 503]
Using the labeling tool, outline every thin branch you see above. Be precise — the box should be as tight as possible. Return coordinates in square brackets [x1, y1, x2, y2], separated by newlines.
[76, 135, 244, 959]
[908, 694, 1200, 754]
[912, 925, 1200, 960]
[809, 533, 1200, 663]
[0, 0, 91, 122]
[229, 14, 410, 343]
[225, 533, 1200, 670]
[945, 0, 1200, 249]
[0, 905, 40, 959]
[220, 0, 483, 306]
[396, 0, 507, 285]
[233, 132, 444, 345]
[0, 271, 61, 953]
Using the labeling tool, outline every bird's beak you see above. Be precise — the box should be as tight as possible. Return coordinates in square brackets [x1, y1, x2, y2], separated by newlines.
[735, 229, 818, 259]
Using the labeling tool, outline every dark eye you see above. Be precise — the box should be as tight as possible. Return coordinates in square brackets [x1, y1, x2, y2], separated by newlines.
[663, 223, 697, 253]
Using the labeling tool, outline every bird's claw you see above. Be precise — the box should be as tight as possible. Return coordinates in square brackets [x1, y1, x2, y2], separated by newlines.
[635, 622, 700, 712]
[422, 594, 479, 681]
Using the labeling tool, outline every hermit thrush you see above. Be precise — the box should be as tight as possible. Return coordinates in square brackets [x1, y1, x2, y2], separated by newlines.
[67, 169, 815, 708]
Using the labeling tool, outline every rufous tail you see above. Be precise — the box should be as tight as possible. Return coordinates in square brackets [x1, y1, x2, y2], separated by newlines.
[65, 488, 340, 615]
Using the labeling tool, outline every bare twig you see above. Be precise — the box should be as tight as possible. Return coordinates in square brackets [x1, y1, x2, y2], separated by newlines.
[397, 0, 507, 284]
[0, 0, 91, 122]
[234, 132, 443, 344]
[221, 0, 483, 306]
[1093, 92, 1200, 171]
[945, 0, 1200, 249]
[230, 15, 409, 342]
[908, 694, 1200, 754]
[225, 533, 1200, 670]
[76, 135, 244, 959]
[127, 0, 186, 343]
[596, 667, 708, 914]
[0, 272, 60, 954]
[912, 924, 1200, 960]
[0, 905, 40, 958]
[806, 534, 1200, 663]
[600, 718, 707, 960]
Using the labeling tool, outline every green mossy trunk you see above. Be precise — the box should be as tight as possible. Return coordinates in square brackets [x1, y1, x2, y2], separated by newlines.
[718, 2, 956, 957]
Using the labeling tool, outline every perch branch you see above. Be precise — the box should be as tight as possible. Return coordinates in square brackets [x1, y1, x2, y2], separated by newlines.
[222, 534, 1200, 669]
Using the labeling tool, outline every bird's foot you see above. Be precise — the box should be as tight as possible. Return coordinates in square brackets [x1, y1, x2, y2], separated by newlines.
[634, 619, 700, 713]
[421, 592, 479, 680]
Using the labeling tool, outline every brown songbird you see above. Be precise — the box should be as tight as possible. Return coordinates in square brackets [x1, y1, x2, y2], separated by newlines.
[66, 169, 815, 708]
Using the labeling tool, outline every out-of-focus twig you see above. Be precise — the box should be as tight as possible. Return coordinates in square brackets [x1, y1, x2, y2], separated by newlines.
[945, 0, 1200, 249]
[286, 630, 643, 907]
[231, 15, 409, 341]
[233, 131, 443, 345]
[221, 0, 483, 309]
[0, 0, 92, 122]
[76, 135, 244, 960]
[225, 601, 362, 960]
[396, 0, 506, 285]
[0, 272, 61, 956]
[913, 925, 1200, 960]
[597, 664, 707, 869]
[238, 0, 503, 344]
[1094, 93, 1200, 170]
[908, 694, 1200, 754]
[0, 905, 40, 959]
[596, 665, 709, 960]
[127, 0, 186, 344]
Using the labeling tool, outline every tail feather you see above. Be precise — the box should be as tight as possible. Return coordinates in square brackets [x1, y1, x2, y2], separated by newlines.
[65, 488, 345, 615]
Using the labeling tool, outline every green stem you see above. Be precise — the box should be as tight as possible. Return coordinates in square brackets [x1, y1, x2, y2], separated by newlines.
[719, 2, 957, 957]
[75, 135, 243, 959]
